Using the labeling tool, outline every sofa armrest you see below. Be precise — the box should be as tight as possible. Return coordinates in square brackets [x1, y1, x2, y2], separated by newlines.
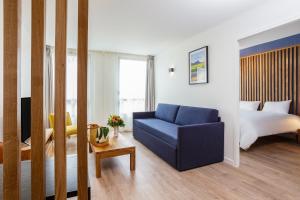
[177, 122, 224, 171]
[133, 111, 155, 119]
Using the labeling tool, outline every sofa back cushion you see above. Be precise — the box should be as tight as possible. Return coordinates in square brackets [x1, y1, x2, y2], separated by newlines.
[175, 106, 219, 125]
[155, 103, 180, 123]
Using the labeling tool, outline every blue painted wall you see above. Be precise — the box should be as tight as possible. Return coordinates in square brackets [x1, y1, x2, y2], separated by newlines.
[240, 33, 300, 57]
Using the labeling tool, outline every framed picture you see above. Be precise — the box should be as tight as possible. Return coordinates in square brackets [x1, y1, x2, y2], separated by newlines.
[189, 46, 208, 84]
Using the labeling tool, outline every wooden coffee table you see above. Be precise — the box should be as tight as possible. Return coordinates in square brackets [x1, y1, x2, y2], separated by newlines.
[89, 135, 136, 178]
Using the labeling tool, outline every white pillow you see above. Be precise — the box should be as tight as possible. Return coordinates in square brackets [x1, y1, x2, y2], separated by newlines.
[262, 100, 292, 114]
[240, 101, 260, 111]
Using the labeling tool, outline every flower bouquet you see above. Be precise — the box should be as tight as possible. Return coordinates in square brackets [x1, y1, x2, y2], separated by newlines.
[107, 115, 125, 137]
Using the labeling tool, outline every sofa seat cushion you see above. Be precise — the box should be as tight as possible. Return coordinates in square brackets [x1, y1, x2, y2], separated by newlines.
[134, 118, 179, 147]
[175, 106, 219, 125]
[155, 103, 180, 123]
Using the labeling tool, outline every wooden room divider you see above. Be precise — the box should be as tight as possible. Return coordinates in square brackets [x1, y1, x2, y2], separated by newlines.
[2, 0, 89, 199]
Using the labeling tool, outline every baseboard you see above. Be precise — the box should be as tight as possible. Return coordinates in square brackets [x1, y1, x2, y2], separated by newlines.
[224, 156, 236, 167]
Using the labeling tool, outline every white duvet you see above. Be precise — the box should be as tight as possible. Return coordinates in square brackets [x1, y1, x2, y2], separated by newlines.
[240, 110, 300, 150]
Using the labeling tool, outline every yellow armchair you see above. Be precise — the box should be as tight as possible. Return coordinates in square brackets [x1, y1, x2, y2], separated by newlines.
[49, 112, 77, 137]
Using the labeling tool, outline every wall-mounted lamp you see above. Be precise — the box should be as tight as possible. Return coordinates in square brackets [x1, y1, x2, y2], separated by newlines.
[169, 67, 175, 73]
[169, 65, 175, 74]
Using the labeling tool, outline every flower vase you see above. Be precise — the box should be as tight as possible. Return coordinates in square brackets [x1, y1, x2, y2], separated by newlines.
[113, 127, 119, 137]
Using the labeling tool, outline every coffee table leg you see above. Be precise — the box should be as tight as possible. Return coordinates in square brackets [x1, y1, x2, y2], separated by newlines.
[130, 148, 135, 171]
[95, 154, 101, 178]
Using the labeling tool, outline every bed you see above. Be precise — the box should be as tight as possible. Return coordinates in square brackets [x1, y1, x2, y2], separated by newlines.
[240, 110, 300, 150]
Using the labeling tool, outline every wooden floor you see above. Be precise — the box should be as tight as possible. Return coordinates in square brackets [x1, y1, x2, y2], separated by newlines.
[50, 133, 300, 200]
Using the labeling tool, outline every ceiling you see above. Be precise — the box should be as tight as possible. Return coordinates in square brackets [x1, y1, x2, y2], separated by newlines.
[45, 0, 266, 55]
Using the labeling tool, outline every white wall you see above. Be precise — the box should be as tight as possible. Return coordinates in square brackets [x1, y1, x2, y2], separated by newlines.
[21, 0, 31, 97]
[155, 0, 300, 166]
[239, 19, 300, 49]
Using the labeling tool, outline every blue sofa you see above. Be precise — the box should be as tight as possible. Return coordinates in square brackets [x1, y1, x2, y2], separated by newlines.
[133, 103, 224, 171]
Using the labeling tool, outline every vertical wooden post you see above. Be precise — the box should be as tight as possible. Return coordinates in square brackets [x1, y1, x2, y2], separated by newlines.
[77, 0, 89, 199]
[31, 0, 46, 199]
[3, 0, 21, 199]
[55, 0, 67, 198]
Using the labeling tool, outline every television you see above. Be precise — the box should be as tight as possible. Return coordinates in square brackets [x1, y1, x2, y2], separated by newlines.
[21, 97, 31, 143]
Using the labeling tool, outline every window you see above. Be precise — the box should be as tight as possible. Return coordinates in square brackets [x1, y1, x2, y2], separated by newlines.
[119, 59, 147, 128]
[66, 54, 77, 124]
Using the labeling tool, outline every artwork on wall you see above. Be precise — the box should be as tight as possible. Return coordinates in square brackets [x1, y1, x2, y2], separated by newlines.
[189, 46, 208, 84]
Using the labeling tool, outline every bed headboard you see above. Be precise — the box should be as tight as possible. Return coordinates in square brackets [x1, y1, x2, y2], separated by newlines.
[240, 45, 300, 115]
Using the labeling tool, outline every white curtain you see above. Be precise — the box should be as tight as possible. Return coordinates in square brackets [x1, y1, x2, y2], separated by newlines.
[44, 45, 55, 128]
[145, 55, 155, 111]
[87, 54, 95, 123]
[66, 53, 78, 124]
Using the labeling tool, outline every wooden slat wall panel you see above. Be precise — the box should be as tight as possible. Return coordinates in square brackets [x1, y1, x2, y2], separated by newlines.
[275, 51, 278, 101]
[3, 0, 21, 199]
[253, 56, 257, 101]
[262, 54, 266, 105]
[31, 0, 46, 198]
[281, 50, 285, 100]
[256, 56, 260, 103]
[286, 49, 289, 99]
[245, 57, 248, 100]
[240, 59, 243, 100]
[278, 50, 282, 101]
[248, 57, 251, 100]
[246, 58, 248, 100]
[266, 53, 268, 102]
[271, 52, 274, 100]
[297, 47, 300, 115]
[55, 0, 67, 198]
[244, 58, 249, 100]
[289, 48, 293, 110]
[247, 57, 250, 100]
[242, 59, 245, 99]
[77, 0, 89, 199]
[244, 58, 246, 100]
[249, 57, 254, 101]
[270, 52, 274, 101]
[259, 54, 263, 109]
[268, 53, 270, 101]
[252, 56, 254, 100]
[247, 57, 252, 101]
[293, 47, 299, 113]
[240, 45, 300, 115]
[245, 59, 247, 100]
[248, 57, 253, 101]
